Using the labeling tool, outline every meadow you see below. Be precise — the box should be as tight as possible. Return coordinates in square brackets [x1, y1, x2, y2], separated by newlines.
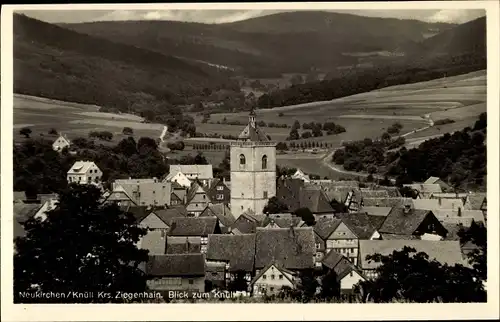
[13, 94, 164, 144]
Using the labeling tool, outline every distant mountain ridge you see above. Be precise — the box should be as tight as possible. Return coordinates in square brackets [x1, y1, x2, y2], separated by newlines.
[60, 10, 457, 76]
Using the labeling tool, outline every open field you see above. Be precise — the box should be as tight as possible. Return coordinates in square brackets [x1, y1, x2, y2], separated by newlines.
[13, 94, 165, 144]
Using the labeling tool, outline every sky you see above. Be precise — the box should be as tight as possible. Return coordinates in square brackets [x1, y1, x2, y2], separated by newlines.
[21, 9, 486, 25]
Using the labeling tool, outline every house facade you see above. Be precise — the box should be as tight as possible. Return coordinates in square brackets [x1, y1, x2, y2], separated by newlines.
[250, 263, 296, 297]
[52, 134, 71, 152]
[325, 221, 359, 265]
[205, 179, 231, 205]
[111, 178, 172, 207]
[67, 161, 102, 185]
[167, 164, 213, 187]
[186, 183, 211, 216]
[163, 171, 192, 188]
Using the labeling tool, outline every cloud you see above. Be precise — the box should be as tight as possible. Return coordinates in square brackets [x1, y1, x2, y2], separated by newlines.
[427, 9, 485, 23]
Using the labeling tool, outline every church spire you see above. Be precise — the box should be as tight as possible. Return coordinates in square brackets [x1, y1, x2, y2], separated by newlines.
[249, 108, 256, 128]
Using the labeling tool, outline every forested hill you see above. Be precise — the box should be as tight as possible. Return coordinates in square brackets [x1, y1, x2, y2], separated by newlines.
[256, 16, 486, 109]
[13, 13, 238, 120]
[61, 11, 454, 76]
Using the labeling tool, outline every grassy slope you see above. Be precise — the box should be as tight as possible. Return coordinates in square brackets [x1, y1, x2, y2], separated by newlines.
[13, 13, 229, 114]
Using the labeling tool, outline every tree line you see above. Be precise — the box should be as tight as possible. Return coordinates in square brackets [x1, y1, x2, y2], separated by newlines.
[287, 120, 346, 140]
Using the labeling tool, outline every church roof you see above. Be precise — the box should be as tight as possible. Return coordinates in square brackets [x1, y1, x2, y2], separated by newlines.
[238, 110, 271, 142]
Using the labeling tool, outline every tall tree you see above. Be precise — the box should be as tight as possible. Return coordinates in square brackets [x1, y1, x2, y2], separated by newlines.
[293, 207, 315, 226]
[14, 184, 149, 303]
[263, 196, 289, 214]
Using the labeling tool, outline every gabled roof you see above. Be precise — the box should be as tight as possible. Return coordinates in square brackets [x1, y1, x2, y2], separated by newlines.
[313, 217, 342, 240]
[424, 176, 441, 184]
[358, 240, 466, 270]
[122, 205, 154, 223]
[206, 234, 256, 272]
[378, 207, 437, 235]
[146, 254, 205, 277]
[200, 204, 235, 227]
[299, 188, 334, 213]
[166, 236, 201, 254]
[335, 213, 386, 239]
[106, 186, 135, 203]
[254, 227, 316, 270]
[322, 249, 367, 282]
[413, 198, 464, 211]
[186, 181, 208, 204]
[230, 210, 265, 234]
[250, 262, 296, 286]
[67, 161, 99, 174]
[169, 164, 213, 179]
[168, 217, 218, 236]
[359, 206, 393, 217]
[154, 208, 187, 226]
[14, 203, 42, 223]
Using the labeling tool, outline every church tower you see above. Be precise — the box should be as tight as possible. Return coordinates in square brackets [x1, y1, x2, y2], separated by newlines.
[230, 109, 277, 219]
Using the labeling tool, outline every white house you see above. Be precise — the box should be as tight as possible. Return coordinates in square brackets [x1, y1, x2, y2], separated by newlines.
[167, 165, 213, 186]
[52, 134, 71, 152]
[163, 170, 192, 188]
[67, 161, 102, 185]
[291, 169, 310, 183]
[249, 263, 296, 297]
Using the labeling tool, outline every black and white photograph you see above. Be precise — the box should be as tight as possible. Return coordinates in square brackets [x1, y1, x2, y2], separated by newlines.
[1, 1, 499, 320]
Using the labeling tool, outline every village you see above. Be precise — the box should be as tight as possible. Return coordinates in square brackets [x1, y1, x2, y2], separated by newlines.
[13, 110, 487, 302]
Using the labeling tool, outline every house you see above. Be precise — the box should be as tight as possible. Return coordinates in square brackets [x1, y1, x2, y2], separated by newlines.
[205, 178, 231, 205]
[313, 217, 358, 264]
[185, 182, 211, 216]
[359, 206, 392, 217]
[166, 236, 202, 254]
[254, 227, 316, 272]
[334, 213, 385, 241]
[67, 161, 102, 185]
[412, 198, 464, 212]
[52, 134, 71, 152]
[163, 170, 192, 188]
[432, 209, 485, 225]
[167, 164, 213, 187]
[230, 210, 266, 234]
[206, 261, 226, 289]
[249, 262, 296, 297]
[424, 176, 453, 192]
[170, 182, 188, 206]
[105, 185, 136, 206]
[299, 186, 335, 214]
[206, 234, 256, 286]
[321, 249, 368, 298]
[277, 178, 334, 214]
[168, 217, 220, 253]
[111, 178, 172, 207]
[402, 183, 443, 198]
[358, 240, 466, 279]
[378, 205, 448, 239]
[199, 203, 236, 232]
[291, 169, 311, 182]
[145, 254, 206, 292]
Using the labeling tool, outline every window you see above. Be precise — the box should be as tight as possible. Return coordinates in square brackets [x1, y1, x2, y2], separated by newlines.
[189, 279, 194, 285]
[262, 155, 268, 169]
[279, 275, 283, 280]
[271, 274, 275, 280]
[241, 206, 244, 210]
[217, 186, 224, 191]
[263, 275, 267, 280]
[270, 287, 274, 292]
[203, 195, 206, 199]
[217, 194, 224, 200]
[239, 154, 246, 166]
[211, 272, 218, 277]
[316, 243, 321, 249]
[263, 191, 268, 199]
[349, 272, 353, 277]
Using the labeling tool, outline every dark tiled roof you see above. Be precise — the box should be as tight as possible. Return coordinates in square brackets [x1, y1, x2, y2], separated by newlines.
[166, 236, 201, 254]
[146, 254, 205, 276]
[200, 204, 235, 227]
[168, 217, 218, 236]
[379, 233, 420, 240]
[466, 193, 486, 210]
[360, 189, 390, 199]
[206, 234, 256, 272]
[379, 207, 432, 235]
[254, 227, 315, 270]
[154, 208, 186, 226]
[122, 205, 153, 223]
[276, 178, 304, 211]
[321, 249, 344, 269]
[299, 188, 334, 213]
[238, 120, 270, 142]
[230, 211, 266, 234]
[268, 216, 302, 228]
[313, 217, 342, 240]
[335, 213, 386, 239]
[359, 206, 393, 217]
[362, 197, 409, 208]
[169, 205, 188, 216]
